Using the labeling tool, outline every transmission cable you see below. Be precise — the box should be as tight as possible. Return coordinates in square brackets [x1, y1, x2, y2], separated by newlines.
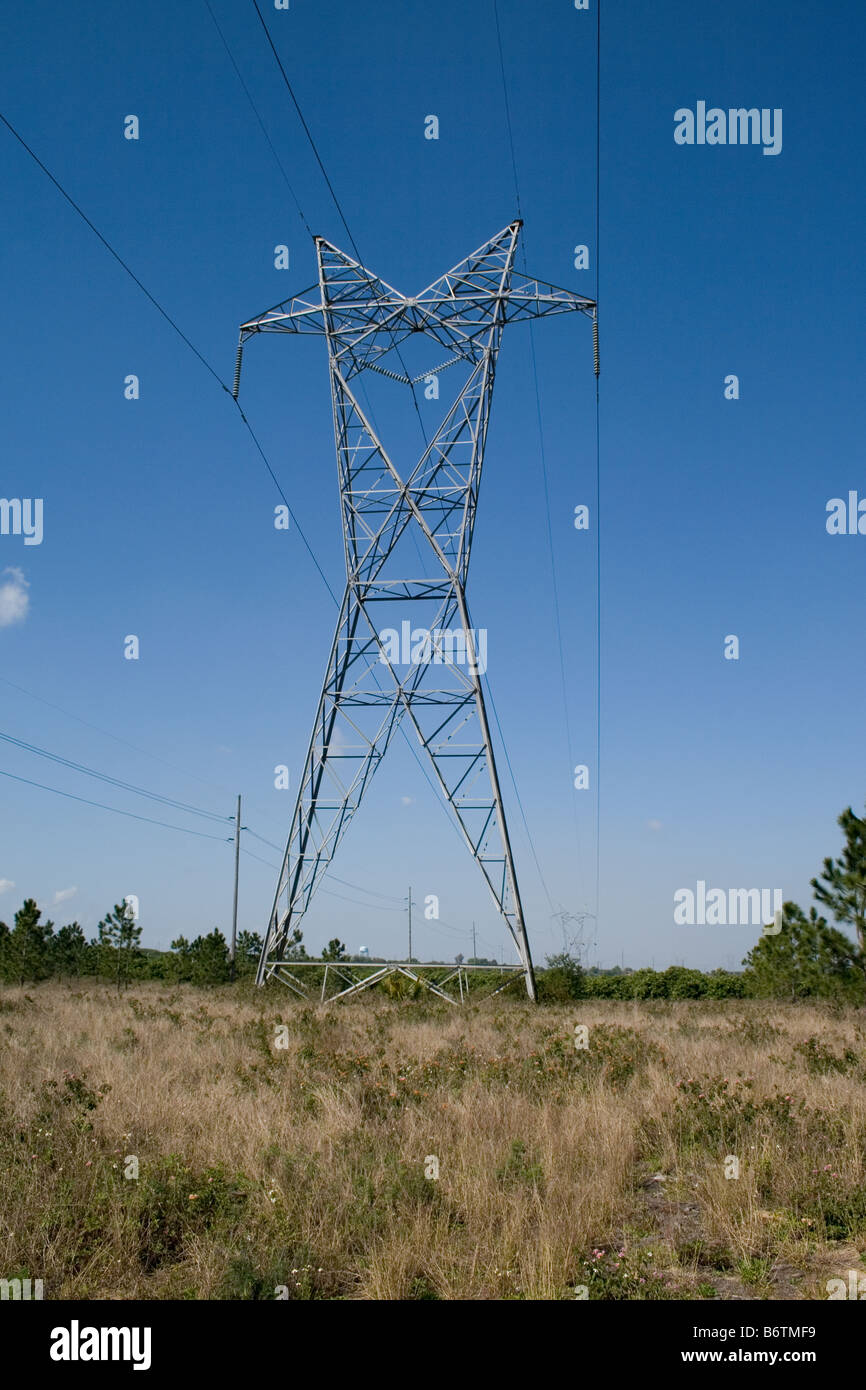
[0, 111, 225, 392]
[208, 0, 430, 579]
[240, 845, 404, 910]
[203, 0, 314, 238]
[244, 826, 404, 903]
[593, 0, 602, 949]
[486, 1, 571, 919]
[247, 0, 430, 455]
[0, 768, 229, 841]
[0, 673, 237, 799]
[0, 109, 335, 605]
[202, 1, 458, 847]
[0, 730, 230, 824]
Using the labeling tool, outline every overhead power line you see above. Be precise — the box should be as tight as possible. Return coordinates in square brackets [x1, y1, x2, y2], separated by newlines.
[240, 846, 404, 911]
[205, 7, 471, 840]
[0, 113, 227, 391]
[203, 0, 314, 237]
[0, 768, 229, 841]
[0, 673, 238, 800]
[486, 0, 580, 919]
[0, 108, 333, 602]
[594, 0, 602, 945]
[0, 100, 461, 881]
[244, 827, 407, 904]
[0, 730, 230, 824]
[246, 0, 431, 451]
[249, 0, 361, 262]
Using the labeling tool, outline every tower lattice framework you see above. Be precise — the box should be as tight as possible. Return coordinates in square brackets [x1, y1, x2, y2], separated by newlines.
[235, 220, 595, 999]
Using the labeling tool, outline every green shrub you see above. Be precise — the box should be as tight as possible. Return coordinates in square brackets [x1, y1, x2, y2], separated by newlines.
[132, 1156, 248, 1272]
[538, 953, 584, 1001]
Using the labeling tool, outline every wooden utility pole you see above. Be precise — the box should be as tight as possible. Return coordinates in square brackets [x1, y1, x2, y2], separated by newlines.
[230, 794, 241, 978]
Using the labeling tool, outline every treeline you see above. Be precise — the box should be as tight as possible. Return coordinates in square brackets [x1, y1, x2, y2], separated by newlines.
[0, 900, 264, 988]
[539, 959, 745, 1001]
[2, 799, 865, 999]
[542, 901, 865, 1002]
[543, 800, 866, 1003]
[0, 895, 862, 1003]
[0, 897, 863, 1001]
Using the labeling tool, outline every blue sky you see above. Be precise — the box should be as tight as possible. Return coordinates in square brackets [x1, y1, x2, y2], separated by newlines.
[1, 0, 864, 971]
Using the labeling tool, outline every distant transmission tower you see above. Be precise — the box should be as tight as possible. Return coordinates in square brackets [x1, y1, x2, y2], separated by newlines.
[234, 220, 595, 1000]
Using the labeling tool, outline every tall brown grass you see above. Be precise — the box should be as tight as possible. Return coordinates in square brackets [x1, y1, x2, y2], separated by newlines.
[1, 982, 864, 1299]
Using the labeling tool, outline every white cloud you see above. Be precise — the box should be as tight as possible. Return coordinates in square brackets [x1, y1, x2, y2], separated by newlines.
[52, 886, 78, 906]
[647, 819, 662, 832]
[0, 568, 29, 627]
[400, 795, 415, 806]
[0, 878, 15, 896]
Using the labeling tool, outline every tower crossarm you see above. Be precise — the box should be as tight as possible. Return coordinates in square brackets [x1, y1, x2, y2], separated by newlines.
[239, 285, 329, 341]
[239, 278, 594, 349]
[412, 275, 595, 345]
[235, 222, 596, 380]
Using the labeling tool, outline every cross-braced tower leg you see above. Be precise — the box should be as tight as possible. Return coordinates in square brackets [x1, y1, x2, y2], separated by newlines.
[256, 585, 408, 986]
[395, 584, 537, 999]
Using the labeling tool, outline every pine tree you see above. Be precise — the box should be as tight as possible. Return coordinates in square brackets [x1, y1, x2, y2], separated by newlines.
[96, 902, 144, 991]
[235, 929, 268, 975]
[742, 902, 862, 1000]
[0, 898, 54, 984]
[811, 804, 866, 954]
[52, 922, 92, 979]
[167, 936, 193, 982]
[189, 929, 231, 985]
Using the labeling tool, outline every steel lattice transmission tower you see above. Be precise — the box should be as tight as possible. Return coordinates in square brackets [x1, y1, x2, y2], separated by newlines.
[234, 220, 595, 1000]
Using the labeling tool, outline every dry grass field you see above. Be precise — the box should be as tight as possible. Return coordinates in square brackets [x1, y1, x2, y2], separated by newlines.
[1, 980, 865, 1300]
